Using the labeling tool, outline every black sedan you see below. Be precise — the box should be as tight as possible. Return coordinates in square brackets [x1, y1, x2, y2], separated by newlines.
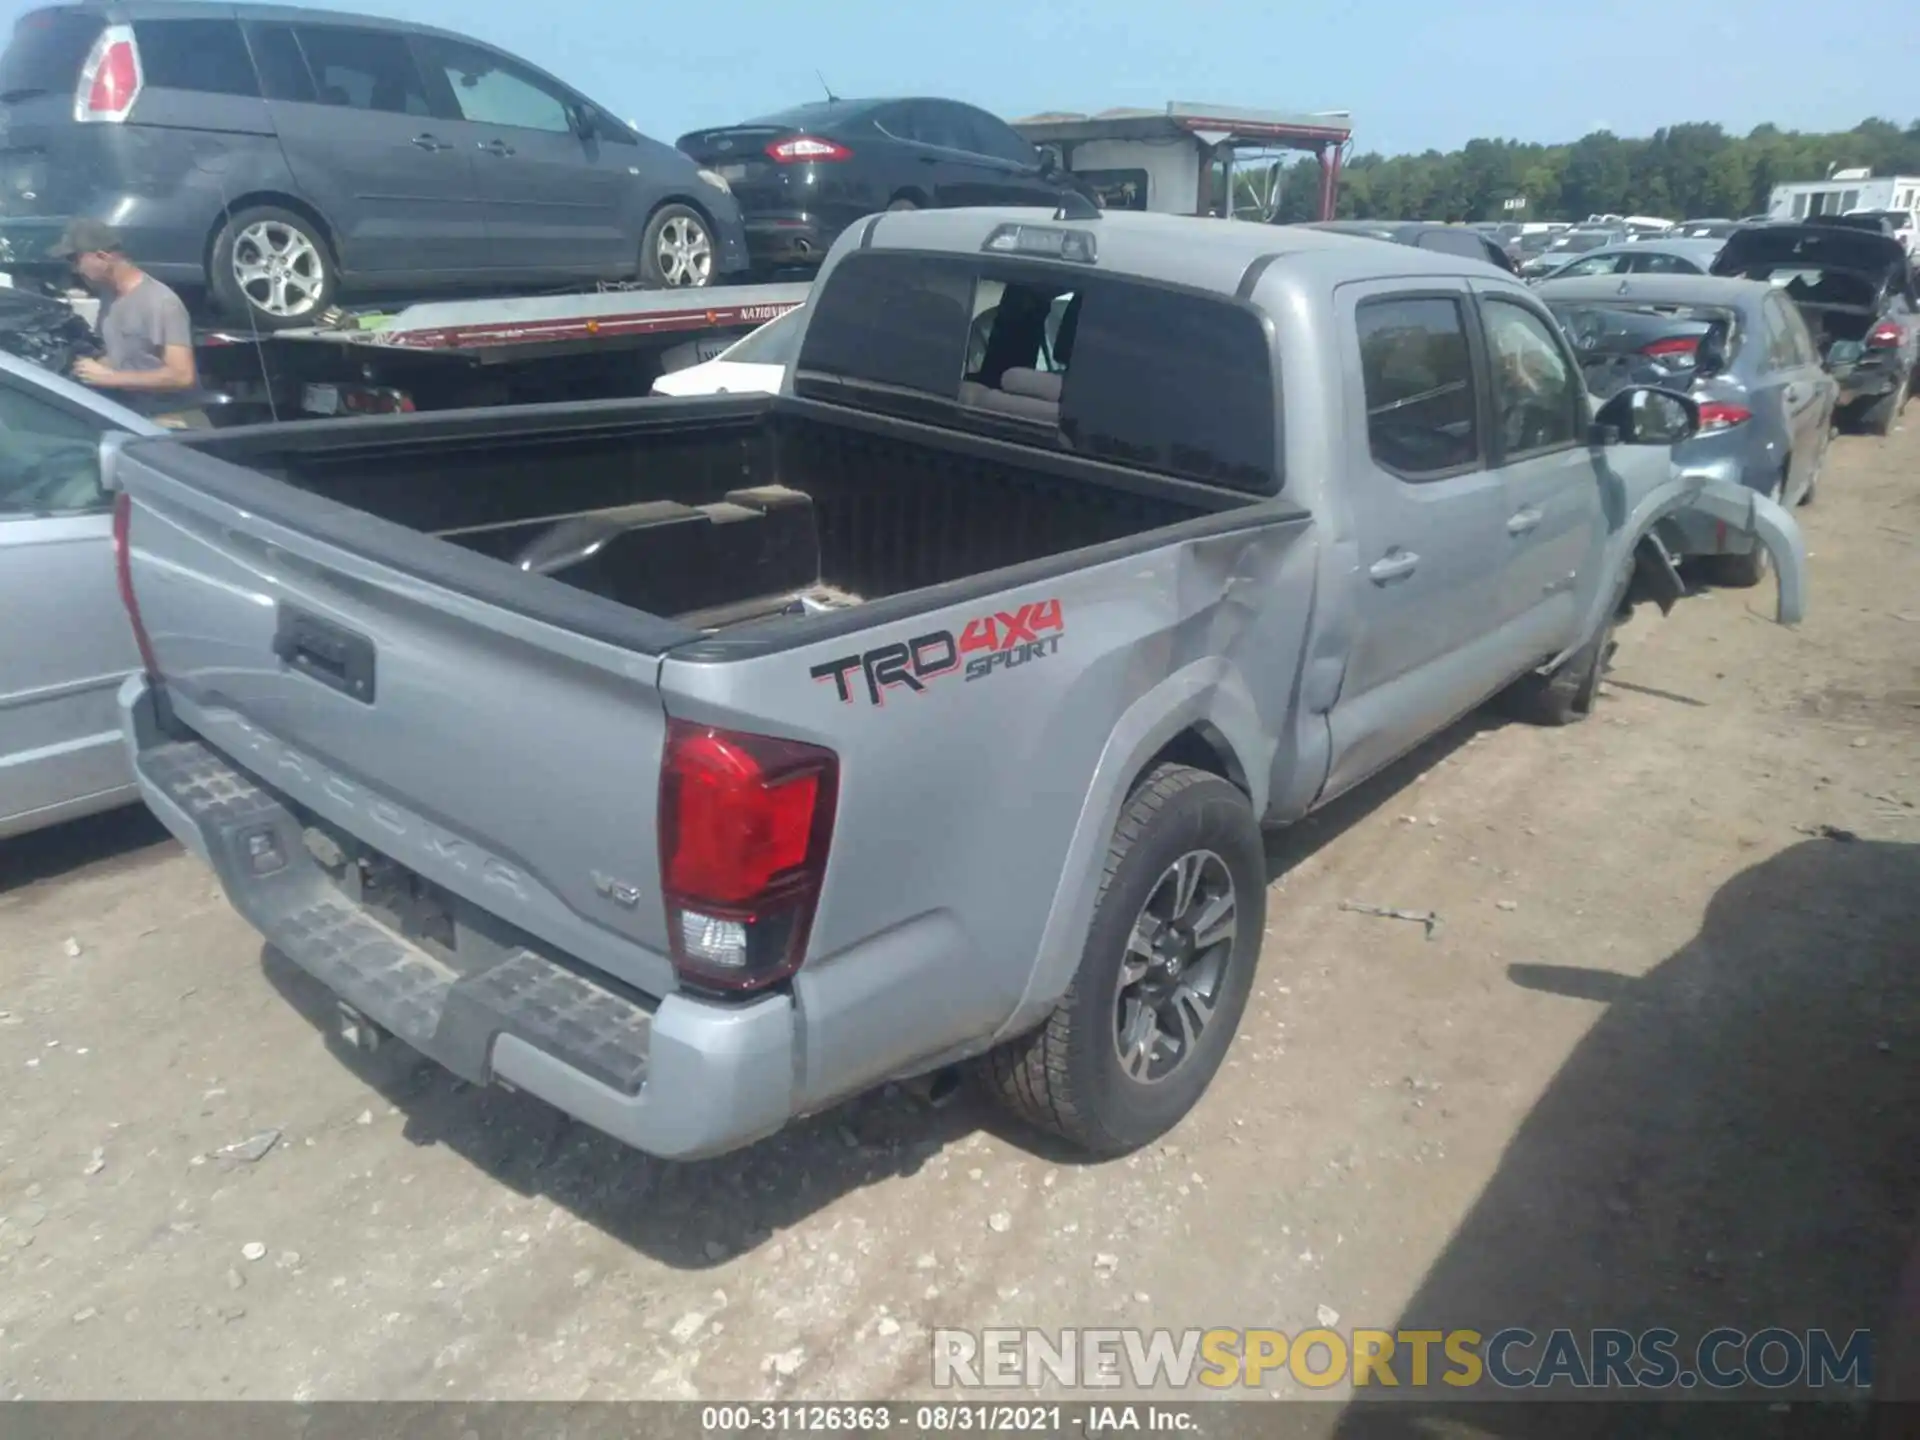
[678, 98, 1082, 273]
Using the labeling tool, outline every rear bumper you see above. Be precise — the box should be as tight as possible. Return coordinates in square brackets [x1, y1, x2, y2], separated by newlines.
[120, 675, 796, 1160]
[741, 213, 841, 269]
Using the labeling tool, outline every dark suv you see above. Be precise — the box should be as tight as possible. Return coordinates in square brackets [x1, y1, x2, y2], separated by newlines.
[0, 4, 750, 325]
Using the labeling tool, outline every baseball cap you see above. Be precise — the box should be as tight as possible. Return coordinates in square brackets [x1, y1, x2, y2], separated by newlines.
[48, 217, 124, 259]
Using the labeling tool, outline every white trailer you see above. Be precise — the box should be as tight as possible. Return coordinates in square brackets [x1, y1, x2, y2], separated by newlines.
[1767, 170, 1920, 222]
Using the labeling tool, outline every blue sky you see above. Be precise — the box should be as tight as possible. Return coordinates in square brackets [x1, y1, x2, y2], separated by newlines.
[6, 0, 1913, 155]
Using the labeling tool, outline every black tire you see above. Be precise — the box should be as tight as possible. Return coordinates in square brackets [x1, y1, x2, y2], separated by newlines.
[1705, 545, 1771, 588]
[982, 764, 1265, 1155]
[639, 204, 716, 289]
[1862, 369, 1909, 438]
[1500, 613, 1615, 726]
[1706, 475, 1783, 587]
[208, 205, 334, 330]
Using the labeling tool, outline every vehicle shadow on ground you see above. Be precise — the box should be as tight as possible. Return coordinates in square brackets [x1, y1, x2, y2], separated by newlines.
[1330, 836, 1920, 1440]
[250, 707, 1515, 1267]
[0, 804, 173, 897]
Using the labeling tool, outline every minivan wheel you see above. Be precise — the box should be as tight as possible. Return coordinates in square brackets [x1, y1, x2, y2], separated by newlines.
[640, 205, 714, 288]
[210, 206, 333, 328]
[982, 764, 1265, 1156]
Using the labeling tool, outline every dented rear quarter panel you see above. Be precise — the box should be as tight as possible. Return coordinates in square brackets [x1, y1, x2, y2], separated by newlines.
[658, 509, 1321, 1111]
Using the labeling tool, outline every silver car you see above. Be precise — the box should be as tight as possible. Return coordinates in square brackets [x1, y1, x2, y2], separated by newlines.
[1539, 273, 1838, 586]
[0, 351, 159, 839]
[1532, 237, 1727, 281]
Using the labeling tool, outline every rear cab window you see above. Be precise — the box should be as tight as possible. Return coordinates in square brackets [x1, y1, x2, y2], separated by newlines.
[0, 7, 98, 100]
[795, 249, 1278, 494]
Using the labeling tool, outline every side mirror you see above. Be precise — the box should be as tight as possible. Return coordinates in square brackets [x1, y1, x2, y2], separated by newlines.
[1591, 385, 1699, 445]
[1036, 149, 1059, 177]
[572, 105, 600, 139]
[1825, 339, 1865, 371]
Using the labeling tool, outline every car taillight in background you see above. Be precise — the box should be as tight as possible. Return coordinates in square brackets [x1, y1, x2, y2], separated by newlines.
[1696, 401, 1752, 432]
[659, 720, 838, 992]
[766, 136, 852, 164]
[1641, 335, 1700, 369]
[1867, 320, 1903, 349]
[112, 491, 160, 676]
[74, 23, 140, 123]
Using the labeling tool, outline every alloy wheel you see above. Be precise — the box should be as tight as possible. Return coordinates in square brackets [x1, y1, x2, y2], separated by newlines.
[232, 220, 324, 320]
[655, 215, 713, 287]
[1112, 850, 1238, 1085]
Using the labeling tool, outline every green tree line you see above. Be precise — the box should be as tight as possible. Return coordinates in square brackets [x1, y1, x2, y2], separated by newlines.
[1247, 117, 1920, 223]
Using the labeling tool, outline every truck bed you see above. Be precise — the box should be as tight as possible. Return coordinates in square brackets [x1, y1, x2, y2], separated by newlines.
[167, 395, 1241, 640]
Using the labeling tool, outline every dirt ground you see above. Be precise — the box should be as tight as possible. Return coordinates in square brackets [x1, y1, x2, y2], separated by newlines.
[1, 421, 1916, 1421]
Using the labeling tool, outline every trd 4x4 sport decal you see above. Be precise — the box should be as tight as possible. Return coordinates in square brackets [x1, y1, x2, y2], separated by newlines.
[810, 599, 1065, 706]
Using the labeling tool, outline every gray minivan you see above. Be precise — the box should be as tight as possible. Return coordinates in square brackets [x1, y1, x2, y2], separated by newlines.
[0, 4, 750, 325]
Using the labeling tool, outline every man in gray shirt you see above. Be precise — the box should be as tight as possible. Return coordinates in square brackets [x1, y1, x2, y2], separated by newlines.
[49, 218, 198, 410]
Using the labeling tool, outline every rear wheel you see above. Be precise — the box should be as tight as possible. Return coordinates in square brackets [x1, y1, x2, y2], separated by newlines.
[982, 764, 1265, 1155]
[640, 205, 715, 288]
[1862, 369, 1910, 438]
[1706, 476, 1784, 587]
[209, 205, 334, 329]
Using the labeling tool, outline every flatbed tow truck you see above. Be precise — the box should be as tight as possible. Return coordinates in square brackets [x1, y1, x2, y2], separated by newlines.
[190, 280, 809, 422]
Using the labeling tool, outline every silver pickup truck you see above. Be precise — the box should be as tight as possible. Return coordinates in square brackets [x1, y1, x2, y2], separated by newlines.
[110, 208, 1806, 1161]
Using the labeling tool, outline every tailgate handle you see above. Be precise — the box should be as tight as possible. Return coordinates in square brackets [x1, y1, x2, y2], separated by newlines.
[273, 606, 376, 704]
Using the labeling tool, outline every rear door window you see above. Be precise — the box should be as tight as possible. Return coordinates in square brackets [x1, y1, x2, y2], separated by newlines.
[244, 22, 316, 104]
[293, 25, 433, 116]
[956, 105, 1034, 165]
[1760, 294, 1804, 370]
[1356, 295, 1480, 478]
[0, 8, 99, 100]
[134, 19, 259, 97]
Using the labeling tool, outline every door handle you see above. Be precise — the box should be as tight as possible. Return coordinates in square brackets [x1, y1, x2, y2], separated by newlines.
[411, 133, 451, 151]
[478, 139, 516, 157]
[1506, 507, 1543, 536]
[1368, 550, 1419, 584]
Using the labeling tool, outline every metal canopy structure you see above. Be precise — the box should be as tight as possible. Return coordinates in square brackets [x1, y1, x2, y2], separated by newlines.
[1012, 102, 1353, 220]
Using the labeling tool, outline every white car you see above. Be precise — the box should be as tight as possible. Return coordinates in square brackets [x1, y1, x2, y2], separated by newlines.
[651, 306, 804, 397]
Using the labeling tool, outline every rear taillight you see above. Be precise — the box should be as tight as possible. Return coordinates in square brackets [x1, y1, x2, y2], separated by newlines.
[74, 24, 141, 123]
[112, 491, 160, 677]
[1641, 336, 1700, 367]
[1867, 320, 1902, 349]
[1697, 401, 1752, 432]
[767, 136, 851, 164]
[659, 720, 838, 992]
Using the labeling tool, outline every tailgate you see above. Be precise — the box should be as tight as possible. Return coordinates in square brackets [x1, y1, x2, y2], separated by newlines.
[111, 433, 687, 997]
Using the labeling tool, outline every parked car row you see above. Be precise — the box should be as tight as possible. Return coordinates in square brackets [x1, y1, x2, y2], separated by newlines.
[0, 3, 1077, 326]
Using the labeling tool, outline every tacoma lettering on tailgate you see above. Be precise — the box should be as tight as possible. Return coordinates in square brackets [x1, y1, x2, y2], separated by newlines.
[810, 599, 1065, 707]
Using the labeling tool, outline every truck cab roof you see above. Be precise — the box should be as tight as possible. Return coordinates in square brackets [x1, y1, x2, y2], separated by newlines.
[842, 207, 1531, 302]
